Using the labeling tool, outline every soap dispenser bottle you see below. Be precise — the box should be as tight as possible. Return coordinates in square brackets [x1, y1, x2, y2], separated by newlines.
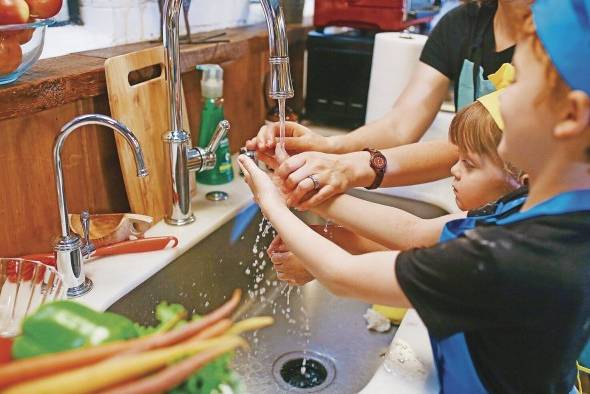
[195, 64, 234, 185]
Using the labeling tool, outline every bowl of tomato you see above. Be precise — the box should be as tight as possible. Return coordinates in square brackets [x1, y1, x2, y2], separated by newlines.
[0, 0, 63, 85]
[0, 18, 54, 84]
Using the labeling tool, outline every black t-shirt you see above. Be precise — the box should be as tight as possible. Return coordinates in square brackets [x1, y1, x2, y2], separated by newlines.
[420, 2, 514, 103]
[395, 195, 590, 393]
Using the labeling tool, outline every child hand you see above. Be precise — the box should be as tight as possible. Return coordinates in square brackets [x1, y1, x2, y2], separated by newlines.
[238, 154, 286, 213]
[268, 235, 315, 286]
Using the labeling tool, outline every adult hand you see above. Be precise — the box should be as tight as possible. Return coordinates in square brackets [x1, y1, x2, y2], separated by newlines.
[245, 122, 339, 169]
[275, 151, 371, 210]
[267, 235, 315, 286]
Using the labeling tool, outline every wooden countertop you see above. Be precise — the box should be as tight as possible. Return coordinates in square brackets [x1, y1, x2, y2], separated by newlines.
[0, 22, 312, 121]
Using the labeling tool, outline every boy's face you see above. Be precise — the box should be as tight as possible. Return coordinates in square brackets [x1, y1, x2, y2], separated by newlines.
[497, 38, 560, 174]
[451, 151, 518, 211]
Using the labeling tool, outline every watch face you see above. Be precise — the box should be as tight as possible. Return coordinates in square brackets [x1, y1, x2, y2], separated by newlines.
[372, 154, 387, 170]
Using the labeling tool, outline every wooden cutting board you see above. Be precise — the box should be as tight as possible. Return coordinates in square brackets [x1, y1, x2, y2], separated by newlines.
[104, 46, 192, 223]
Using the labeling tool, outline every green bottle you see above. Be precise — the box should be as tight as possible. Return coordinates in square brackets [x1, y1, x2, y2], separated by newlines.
[196, 64, 234, 185]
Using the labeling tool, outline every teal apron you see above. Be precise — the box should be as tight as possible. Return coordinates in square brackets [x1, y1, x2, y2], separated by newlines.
[432, 189, 590, 393]
[580, 341, 590, 371]
[456, 6, 497, 111]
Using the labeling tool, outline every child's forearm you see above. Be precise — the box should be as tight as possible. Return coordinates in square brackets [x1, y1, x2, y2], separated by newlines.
[264, 201, 410, 307]
[316, 225, 388, 254]
[311, 194, 455, 250]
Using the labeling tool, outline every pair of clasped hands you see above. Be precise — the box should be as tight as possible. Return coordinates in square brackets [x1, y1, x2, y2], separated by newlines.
[239, 122, 351, 286]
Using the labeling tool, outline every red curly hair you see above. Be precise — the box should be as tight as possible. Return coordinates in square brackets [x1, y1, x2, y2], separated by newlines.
[513, 6, 570, 102]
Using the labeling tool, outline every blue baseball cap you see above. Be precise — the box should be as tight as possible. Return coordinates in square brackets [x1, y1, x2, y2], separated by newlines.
[532, 0, 590, 95]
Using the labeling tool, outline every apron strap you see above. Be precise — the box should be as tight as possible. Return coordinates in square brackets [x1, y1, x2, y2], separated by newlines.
[470, 6, 494, 102]
[453, 2, 494, 108]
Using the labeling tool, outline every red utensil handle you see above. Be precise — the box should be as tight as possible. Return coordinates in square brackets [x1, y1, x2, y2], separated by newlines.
[93, 236, 179, 257]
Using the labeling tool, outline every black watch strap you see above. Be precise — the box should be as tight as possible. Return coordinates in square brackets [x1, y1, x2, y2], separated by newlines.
[364, 148, 386, 190]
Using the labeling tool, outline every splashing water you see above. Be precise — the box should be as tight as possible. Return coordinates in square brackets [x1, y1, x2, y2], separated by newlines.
[301, 357, 307, 375]
[323, 220, 331, 234]
[286, 284, 294, 306]
[239, 218, 314, 371]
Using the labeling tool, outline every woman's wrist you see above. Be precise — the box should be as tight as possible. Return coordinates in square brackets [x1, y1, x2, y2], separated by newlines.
[325, 135, 357, 154]
[341, 151, 376, 189]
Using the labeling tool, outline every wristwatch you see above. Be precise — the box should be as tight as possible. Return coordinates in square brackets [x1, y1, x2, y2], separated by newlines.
[363, 148, 387, 190]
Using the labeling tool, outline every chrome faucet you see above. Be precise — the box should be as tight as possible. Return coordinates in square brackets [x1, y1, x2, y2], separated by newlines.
[161, 0, 293, 225]
[162, 0, 231, 225]
[259, 0, 294, 100]
[53, 114, 148, 297]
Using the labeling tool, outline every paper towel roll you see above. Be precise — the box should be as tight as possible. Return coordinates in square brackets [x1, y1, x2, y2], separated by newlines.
[366, 33, 428, 123]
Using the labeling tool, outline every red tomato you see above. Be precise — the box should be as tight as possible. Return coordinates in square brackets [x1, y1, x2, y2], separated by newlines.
[4, 27, 33, 44]
[0, 0, 29, 24]
[15, 26, 33, 44]
[0, 34, 21, 74]
[24, 0, 60, 19]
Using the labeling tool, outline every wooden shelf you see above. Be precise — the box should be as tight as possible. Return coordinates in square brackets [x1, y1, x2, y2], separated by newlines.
[0, 22, 312, 122]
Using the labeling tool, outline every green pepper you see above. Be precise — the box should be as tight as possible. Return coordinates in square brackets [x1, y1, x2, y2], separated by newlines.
[12, 301, 138, 359]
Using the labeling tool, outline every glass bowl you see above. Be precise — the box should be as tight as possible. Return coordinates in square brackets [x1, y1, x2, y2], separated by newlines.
[0, 258, 65, 337]
[0, 19, 54, 85]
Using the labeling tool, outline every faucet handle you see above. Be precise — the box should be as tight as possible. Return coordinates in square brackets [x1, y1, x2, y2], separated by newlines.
[80, 210, 90, 240]
[80, 210, 95, 257]
[206, 120, 231, 153]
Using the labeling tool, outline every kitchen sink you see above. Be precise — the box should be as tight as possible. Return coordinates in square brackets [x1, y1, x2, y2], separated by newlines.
[108, 190, 446, 393]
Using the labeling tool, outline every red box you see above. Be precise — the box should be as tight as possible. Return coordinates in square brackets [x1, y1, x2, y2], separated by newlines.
[313, 0, 435, 31]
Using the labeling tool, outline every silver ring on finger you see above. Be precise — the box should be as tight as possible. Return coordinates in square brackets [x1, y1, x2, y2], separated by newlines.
[307, 174, 320, 191]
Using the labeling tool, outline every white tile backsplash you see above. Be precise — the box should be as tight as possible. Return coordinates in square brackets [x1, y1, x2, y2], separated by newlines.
[43, 0, 251, 58]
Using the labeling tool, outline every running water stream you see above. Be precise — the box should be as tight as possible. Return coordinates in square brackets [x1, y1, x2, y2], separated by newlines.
[274, 98, 289, 163]
[256, 98, 318, 379]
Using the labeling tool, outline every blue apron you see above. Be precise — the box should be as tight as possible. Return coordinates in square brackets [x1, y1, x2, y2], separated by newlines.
[456, 60, 496, 111]
[456, 4, 497, 111]
[580, 341, 590, 370]
[432, 189, 590, 393]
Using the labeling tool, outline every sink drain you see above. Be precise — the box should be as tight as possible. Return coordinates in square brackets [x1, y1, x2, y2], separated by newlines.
[273, 351, 336, 392]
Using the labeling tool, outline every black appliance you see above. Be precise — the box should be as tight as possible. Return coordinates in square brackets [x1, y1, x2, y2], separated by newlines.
[305, 30, 375, 128]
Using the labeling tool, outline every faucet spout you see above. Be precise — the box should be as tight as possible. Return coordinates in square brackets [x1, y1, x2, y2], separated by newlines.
[259, 0, 288, 58]
[54, 114, 148, 237]
[53, 114, 148, 297]
[163, 0, 184, 134]
[259, 0, 294, 99]
[161, 0, 292, 225]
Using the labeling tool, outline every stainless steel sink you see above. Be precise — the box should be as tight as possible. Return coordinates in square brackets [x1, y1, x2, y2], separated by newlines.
[108, 190, 446, 393]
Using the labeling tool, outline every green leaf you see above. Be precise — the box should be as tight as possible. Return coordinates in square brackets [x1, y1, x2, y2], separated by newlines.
[167, 353, 239, 394]
[135, 302, 188, 336]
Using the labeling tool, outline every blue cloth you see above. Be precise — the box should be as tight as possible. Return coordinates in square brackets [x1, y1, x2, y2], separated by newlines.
[456, 59, 497, 111]
[439, 194, 526, 242]
[432, 189, 590, 393]
[533, 0, 590, 95]
[580, 340, 590, 368]
[431, 333, 488, 393]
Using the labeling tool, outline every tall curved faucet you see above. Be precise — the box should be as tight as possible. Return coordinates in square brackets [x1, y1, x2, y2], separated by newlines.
[259, 0, 295, 100]
[53, 114, 148, 297]
[162, 0, 293, 225]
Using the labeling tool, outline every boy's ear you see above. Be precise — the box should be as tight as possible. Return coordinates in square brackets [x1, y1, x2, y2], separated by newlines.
[554, 91, 590, 139]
